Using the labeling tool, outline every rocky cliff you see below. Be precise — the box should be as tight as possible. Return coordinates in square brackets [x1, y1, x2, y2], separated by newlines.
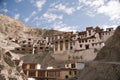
[0, 47, 26, 80]
[79, 26, 120, 80]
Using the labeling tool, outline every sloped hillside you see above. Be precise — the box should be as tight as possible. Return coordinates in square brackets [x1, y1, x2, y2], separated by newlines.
[0, 14, 62, 39]
[0, 14, 28, 38]
[20, 52, 66, 68]
[79, 62, 120, 80]
[79, 26, 120, 80]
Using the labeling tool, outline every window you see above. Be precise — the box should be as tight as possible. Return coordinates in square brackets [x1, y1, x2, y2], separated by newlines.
[22, 48, 25, 51]
[46, 47, 48, 49]
[40, 47, 43, 49]
[70, 46, 73, 50]
[28, 38, 31, 41]
[28, 42, 31, 44]
[79, 40, 81, 43]
[30, 65, 36, 69]
[55, 72, 60, 77]
[65, 40, 68, 42]
[23, 45, 26, 47]
[29, 70, 36, 77]
[85, 45, 89, 49]
[38, 71, 45, 77]
[34, 47, 37, 49]
[71, 63, 75, 68]
[29, 49, 32, 51]
[80, 44, 82, 48]
[89, 40, 91, 42]
[23, 41, 26, 43]
[74, 71, 77, 75]
[28, 45, 31, 47]
[55, 41, 58, 43]
[60, 36, 62, 39]
[69, 71, 72, 75]
[16, 48, 19, 50]
[60, 43, 63, 50]
[60, 41, 63, 43]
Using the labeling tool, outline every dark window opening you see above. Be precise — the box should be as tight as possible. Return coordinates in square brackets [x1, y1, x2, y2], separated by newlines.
[77, 38, 80, 40]
[40, 47, 43, 49]
[65, 75, 69, 79]
[55, 41, 58, 43]
[28, 42, 31, 44]
[28, 45, 31, 47]
[29, 49, 32, 51]
[30, 65, 36, 69]
[29, 71, 36, 77]
[80, 44, 82, 48]
[34, 47, 37, 49]
[22, 48, 25, 51]
[16, 48, 19, 50]
[74, 71, 77, 75]
[70, 46, 73, 50]
[85, 45, 89, 49]
[79, 40, 81, 43]
[46, 47, 48, 49]
[60, 41, 63, 43]
[65, 40, 69, 42]
[69, 71, 72, 75]
[71, 63, 75, 68]
[89, 40, 91, 42]
[22, 41, 26, 43]
[28, 38, 31, 41]
[22, 45, 26, 47]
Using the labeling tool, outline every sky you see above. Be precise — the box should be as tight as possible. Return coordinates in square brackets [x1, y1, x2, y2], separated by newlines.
[0, 0, 120, 32]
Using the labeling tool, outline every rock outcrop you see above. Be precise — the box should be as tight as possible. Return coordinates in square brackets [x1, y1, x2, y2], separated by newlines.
[0, 47, 26, 80]
[79, 26, 120, 80]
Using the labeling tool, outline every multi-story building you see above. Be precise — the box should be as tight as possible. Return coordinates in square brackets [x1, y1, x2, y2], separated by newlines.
[51, 27, 114, 54]
[22, 63, 78, 80]
[10, 27, 114, 57]
[12, 37, 53, 54]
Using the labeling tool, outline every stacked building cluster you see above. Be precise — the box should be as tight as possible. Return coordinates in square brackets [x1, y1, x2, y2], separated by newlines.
[8, 27, 114, 80]
[8, 27, 114, 55]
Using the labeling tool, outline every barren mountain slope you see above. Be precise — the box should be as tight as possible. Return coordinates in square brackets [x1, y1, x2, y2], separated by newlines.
[0, 14, 62, 39]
